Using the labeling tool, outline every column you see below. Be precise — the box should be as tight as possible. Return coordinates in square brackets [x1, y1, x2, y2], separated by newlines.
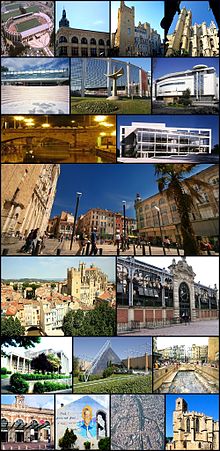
[128, 267, 134, 307]
[17, 356, 20, 371]
[107, 59, 112, 97]
[81, 59, 86, 97]
[127, 63, 131, 97]
[139, 68, 142, 97]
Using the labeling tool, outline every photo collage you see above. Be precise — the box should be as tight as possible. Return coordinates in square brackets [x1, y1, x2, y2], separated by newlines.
[1, 1, 219, 450]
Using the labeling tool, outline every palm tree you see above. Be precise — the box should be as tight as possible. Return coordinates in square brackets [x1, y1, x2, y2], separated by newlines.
[154, 164, 210, 255]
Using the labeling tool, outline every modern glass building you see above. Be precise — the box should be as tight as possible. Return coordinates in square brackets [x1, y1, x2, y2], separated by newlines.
[1, 68, 69, 85]
[119, 122, 211, 159]
[71, 58, 150, 97]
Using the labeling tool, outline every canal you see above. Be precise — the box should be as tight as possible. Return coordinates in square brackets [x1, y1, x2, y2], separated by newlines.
[160, 370, 209, 393]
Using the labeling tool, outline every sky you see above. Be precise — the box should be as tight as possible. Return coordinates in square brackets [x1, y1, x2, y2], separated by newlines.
[156, 336, 210, 349]
[74, 337, 152, 360]
[1, 257, 116, 281]
[169, 1, 218, 34]
[166, 394, 219, 437]
[114, 57, 151, 71]
[153, 57, 219, 78]
[2, 338, 73, 369]
[49, 163, 213, 217]
[134, 256, 219, 288]
[2, 395, 54, 410]
[2, 57, 69, 71]
[56, 1, 109, 31]
[117, 115, 219, 147]
[56, 394, 109, 409]
[111, 1, 164, 37]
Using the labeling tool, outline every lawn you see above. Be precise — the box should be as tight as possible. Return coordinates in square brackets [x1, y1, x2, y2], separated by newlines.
[71, 97, 151, 114]
[15, 18, 41, 33]
[73, 374, 152, 394]
[2, 10, 20, 22]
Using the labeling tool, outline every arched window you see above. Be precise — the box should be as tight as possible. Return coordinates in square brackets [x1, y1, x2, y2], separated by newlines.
[186, 417, 190, 433]
[99, 39, 104, 45]
[90, 38, 96, 45]
[81, 37, 88, 44]
[71, 36, 78, 43]
[59, 36, 67, 43]
[198, 443, 201, 449]
[106, 39, 110, 46]
[196, 418, 199, 433]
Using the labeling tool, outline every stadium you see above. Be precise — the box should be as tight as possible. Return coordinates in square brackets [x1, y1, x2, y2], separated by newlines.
[3, 11, 53, 47]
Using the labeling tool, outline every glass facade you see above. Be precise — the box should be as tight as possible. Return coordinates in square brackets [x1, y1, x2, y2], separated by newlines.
[71, 58, 147, 96]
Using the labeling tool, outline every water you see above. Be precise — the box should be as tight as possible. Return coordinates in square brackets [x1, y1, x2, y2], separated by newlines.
[1, 85, 69, 114]
[162, 371, 209, 393]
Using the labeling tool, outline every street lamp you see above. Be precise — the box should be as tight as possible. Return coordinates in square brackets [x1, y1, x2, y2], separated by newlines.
[154, 206, 165, 255]
[14, 116, 25, 129]
[122, 200, 126, 248]
[70, 192, 82, 251]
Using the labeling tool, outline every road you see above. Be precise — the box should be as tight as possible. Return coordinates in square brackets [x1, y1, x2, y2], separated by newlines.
[118, 320, 219, 336]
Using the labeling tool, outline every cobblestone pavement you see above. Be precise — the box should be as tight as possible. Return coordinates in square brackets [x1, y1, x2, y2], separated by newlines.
[1, 238, 185, 256]
[118, 320, 219, 336]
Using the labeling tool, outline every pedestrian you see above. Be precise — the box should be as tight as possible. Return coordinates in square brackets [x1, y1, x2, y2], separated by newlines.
[31, 228, 40, 255]
[164, 236, 171, 251]
[115, 230, 121, 248]
[182, 312, 187, 326]
[90, 227, 98, 255]
[76, 228, 87, 255]
[20, 229, 35, 253]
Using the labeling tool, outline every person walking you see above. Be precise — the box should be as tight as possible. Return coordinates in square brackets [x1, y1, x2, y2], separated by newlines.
[90, 227, 98, 255]
[76, 228, 87, 255]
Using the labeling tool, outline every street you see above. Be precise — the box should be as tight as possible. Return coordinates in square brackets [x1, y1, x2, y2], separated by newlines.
[118, 320, 219, 336]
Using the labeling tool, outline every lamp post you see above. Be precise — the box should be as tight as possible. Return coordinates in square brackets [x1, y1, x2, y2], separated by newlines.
[70, 192, 82, 251]
[154, 206, 165, 255]
[122, 201, 126, 250]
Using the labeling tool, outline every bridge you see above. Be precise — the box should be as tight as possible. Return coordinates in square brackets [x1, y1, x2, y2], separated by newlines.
[1, 128, 88, 145]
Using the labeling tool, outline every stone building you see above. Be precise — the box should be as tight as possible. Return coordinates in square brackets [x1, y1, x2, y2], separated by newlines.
[117, 257, 218, 332]
[48, 211, 74, 239]
[111, 1, 162, 56]
[208, 337, 219, 362]
[166, 397, 219, 450]
[191, 344, 208, 362]
[1, 395, 54, 445]
[56, 8, 110, 56]
[77, 208, 136, 239]
[134, 165, 219, 245]
[1, 164, 60, 237]
[166, 7, 219, 56]
[66, 262, 108, 306]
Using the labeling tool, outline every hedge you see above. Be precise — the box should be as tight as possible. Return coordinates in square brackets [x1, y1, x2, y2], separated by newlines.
[10, 373, 29, 394]
[33, 381, 72, 393]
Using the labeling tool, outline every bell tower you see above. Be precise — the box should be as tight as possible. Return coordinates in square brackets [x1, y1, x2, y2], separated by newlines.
[15, 395, 25, 409]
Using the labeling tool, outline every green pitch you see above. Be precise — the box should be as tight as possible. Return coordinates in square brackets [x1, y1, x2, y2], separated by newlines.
[15, 17, 41, 32]
[2, 10, 20, 22]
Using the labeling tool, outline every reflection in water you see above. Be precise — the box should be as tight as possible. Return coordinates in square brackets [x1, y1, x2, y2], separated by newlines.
[2, 142, 116, 163]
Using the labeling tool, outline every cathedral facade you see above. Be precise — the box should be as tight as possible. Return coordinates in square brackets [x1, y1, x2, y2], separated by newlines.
[166, 7, 219, 56]
[66, 262, 108, 306]
[166, 397, 219, 450]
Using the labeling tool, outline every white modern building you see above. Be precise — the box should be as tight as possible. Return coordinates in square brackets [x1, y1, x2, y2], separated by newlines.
[154, 64, 219, 103]
[2, 349, 69, 374]
[119, 122, 211, 160]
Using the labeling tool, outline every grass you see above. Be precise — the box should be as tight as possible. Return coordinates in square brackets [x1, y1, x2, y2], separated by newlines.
[71, 97, 151, 114]
[1, 374, 9, 379]
[2, 10, 20, 22]
[15, 17, 41, 32]
[74, 374, 152, 394]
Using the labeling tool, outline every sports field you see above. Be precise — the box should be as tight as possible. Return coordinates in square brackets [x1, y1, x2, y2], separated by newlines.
[25, 6, 40, 13]
[2, 10, 20, 22]
[15, 17, 41, 33]
[5, 3, 21, 11]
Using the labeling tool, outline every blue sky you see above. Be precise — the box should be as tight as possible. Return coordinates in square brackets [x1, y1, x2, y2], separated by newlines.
[74, 337, 152, 360]
[2, 57, 69, 71]
[153, 57, 219, 79]
[111, 1, 164, 37]
[56, 1, 109, 31]
[116, 57, 151, 71]
[166, 395, 219, 437]
[1, 257, 115, 281]
[117, 115, 219, 147]
[2, 395, 54, 410]
[169, 1, 218, 34]
[48, 164, 213, 217]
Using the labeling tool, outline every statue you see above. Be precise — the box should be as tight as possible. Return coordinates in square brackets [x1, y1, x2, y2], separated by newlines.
[105, 67, 124, 100]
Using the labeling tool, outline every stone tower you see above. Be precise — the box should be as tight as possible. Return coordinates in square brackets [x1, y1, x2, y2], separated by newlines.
[114, 1, 135, 55]
[59, 8, 70, 28]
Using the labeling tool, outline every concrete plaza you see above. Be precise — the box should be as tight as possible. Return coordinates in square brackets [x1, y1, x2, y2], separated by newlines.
[118, 319, 219, 336]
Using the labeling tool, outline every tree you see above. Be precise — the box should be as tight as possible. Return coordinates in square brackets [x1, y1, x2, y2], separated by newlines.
[73, 356, 80, 376]
[154, 164, 210, 255]
[62, 303, 116, 336]
[47, 353, 61, 373]
[58, 428, 77, 450]
[31, 353, 51, 374]
[179, 89, 191, 106]
[1, 337, 41, 355]
[1, 317, 25, 337]
[211, 144, 219, 155]
[98, 437, 111, 450]
[50, 283, 56, 289]
[84, 441, 91, 450]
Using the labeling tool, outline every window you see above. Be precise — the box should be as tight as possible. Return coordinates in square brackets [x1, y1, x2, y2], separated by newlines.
[186, 418, 190, 433]
[71, 36, 78, 43]
[72, 48, 78, 56]
[99, 39, 104, 46]
[81, 37, 88, 44]
[195, 418, 199, 433]
[90, 48, 97, 56]
[90, 38, 96, 45]
[81, 48, 88, 56]
[59, 36, 67, 43]
[128, 28, 131, 35]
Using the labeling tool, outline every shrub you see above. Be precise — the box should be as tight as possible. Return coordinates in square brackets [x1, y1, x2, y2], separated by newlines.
[33, 382, 44, 393]
[98, 437, 111, 450]
[10, 373, 29, 394]
[74, 101, 118, 114]
[88, 374, 103, 381]
[78, 373, 85, 382]
[33, 381, 72, 393]
[21, 373, 68, 380]
[103, 366, 115, 378]
[7, 370, 12, 374]
[1, 368, 7, 375]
